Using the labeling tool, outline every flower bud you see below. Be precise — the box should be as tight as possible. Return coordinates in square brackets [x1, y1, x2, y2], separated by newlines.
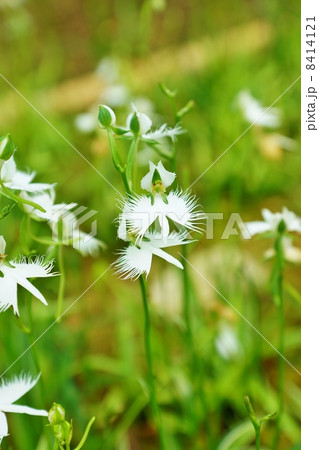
[0, 134, 14, 161]
[277, 219, 286, 234]
[52, 420, 73, 445]
[48, 403, 66, 425]
[98, 105, 116, 128]
[129, 112, 140, 135]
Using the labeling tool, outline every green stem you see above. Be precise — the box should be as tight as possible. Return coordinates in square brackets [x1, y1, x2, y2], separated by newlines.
[255, 426, 261, 450]
[0, 180, 46, 212]
[25, 293, 52, 449]
[139, 276, 166, 450]
[73, 417, 96, 450]
[272, 231, 285, 449]
[56, 240, 65, 321]
[126, 137, 139, 192]
[107, 129, 132, 194]
[182, 245, 213, 444]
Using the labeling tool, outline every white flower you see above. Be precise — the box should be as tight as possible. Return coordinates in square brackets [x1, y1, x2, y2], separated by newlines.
[140, 161, 176, 192]
[215, 325, 242, 360]
[0, 236, 56, 315]
[0, 373, 47, 443]
[0, 155, 53, 193]
[21, 189, 76, 225]
[237, 90, 281, 128]
[245, 207, 301, 237]
[74, 112, 96, 134]
[264, 236, 301, 263]
[115, 232, 192, 279]
[72, 230, 106, 257]
[118, 161, 203, 240]
[124, 105, 184, 142]
[101, 84, 130, 108]
[22, 190, 105, 257]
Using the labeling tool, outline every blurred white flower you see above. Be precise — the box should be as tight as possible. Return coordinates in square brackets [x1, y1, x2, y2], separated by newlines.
[215, 325, 242, 360]
[264, 236, 301, 263]
[115, 231, 191, 279]
[118, 161, 203, 240]
[22, 190, 105, 257]
[95, 57, 120, 84]
[74, 112, 96, 134]
[72, 230, 106, 258]
[0, 155, 53, 193]
[237, 90, 281, 128]
[101, 84, 130, 108]
[0, 373, 47, 443]
[0, 236, 56, 315]
[245, 207, 301, 237]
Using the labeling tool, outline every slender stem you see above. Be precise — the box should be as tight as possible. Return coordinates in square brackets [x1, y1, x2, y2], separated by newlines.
[139, 276, 166, 450]
[182, 246, 213, 444]
[255, 426, 261, 450]
[0, 180, 46, 212]
[56, 230, 65, 321]
[25, 293, 52, 449]
[56, 244, 65, 320]
[107, 129, 132, 194]
[272, 231, 285, 449]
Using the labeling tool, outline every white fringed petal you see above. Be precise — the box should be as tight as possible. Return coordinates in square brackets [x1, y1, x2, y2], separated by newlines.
[119, 190, 203, 239]
[0, 374, 41, 405]
[114, 232, 191, 279]
[0, 411, 8, 442]
[0, 373, 47, 443]
[0, 253, 56, 316]
[115, 245, 153, 279]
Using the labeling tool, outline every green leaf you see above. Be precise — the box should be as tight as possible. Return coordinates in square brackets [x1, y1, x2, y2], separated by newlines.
[0, 203, 15, 220]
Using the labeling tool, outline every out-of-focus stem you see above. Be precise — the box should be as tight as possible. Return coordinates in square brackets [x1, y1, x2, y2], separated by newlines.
[139, 276, 166, 450]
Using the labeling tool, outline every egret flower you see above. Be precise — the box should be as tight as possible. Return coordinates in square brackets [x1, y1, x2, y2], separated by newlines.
[21, 190, 105, 257]
[115, 231, 192, 279]
[118, 161, 203, 240]
[0, 373, 47, 443]
[100, 104, 184, 142]
[0, 236, 56, 315]
[237, 90, 281, 128]
[245, 207, 301, 238]
[264, 236, 301, 263]
[126, 106, 184, 141]
[0, 155, 53, 193]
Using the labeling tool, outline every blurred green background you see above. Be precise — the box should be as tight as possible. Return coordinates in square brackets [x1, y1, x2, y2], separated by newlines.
[0, 0, 300, 449]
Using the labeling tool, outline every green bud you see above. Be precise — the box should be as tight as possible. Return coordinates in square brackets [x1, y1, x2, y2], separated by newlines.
[98, 105, 116, 128]
[48, 403, 66, 425]
[129, 112, 140, 135]
[244, 395, 255, 418]
[158, 82, 176, 98]
[277, 219, 286, 234]
[177, 100, 195, 120]
[52, 420, 73, 445]
[0, 134, 14, 161]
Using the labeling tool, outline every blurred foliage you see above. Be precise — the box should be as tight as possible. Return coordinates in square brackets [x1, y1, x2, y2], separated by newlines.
[0, 0, 300, 449]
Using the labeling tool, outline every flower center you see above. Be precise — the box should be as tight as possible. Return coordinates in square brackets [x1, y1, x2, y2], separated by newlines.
[151, 180, 166, 195]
